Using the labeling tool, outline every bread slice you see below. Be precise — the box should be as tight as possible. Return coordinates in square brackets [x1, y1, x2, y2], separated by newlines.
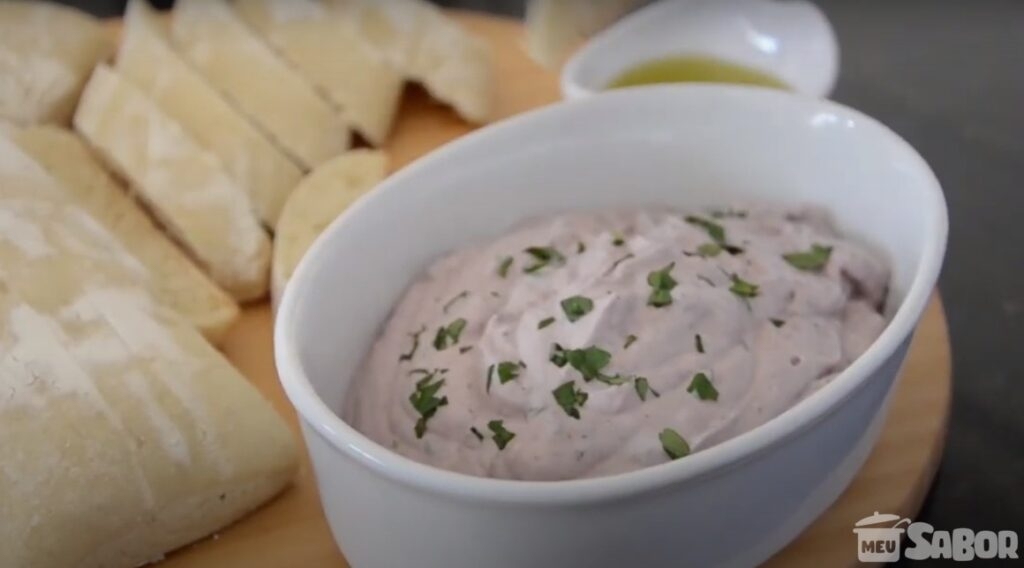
[13, 125, 241, 344]
[335, 0, 494, 124]
[0, 1, 114, 126]
[170, 0, 350, 171]
[116, 0, 303, 228]
[272, 149, 387, 308]
[74, 64, 271, 302]
[233, 0, 405, 147]
[0, 257, 297, 568]
[524, 0, 640, 68]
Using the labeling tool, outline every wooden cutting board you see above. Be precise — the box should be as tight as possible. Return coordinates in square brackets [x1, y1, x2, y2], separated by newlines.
[143, 12, 952, 568]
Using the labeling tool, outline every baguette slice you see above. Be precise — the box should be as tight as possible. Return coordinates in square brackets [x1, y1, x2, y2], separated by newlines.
[117, 0, 303, 228]
[171, 0, 350, 171]
[13, 125, 241, 343]
[272, 150, 387, 308]
[336, 0, 494, 124]
[234, 0, 405, 147]
[74, 64, 271, 302]
[0, 1, 114, 126]
[0, 280, 298, 568]
[524, 0, 641, 68]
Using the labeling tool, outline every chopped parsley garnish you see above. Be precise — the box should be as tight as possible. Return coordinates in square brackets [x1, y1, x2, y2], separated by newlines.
[695, 334, 705, 353]
[433, 318, 467, 350]
[409, 373, 448, 438]
[595, 373, 630, 386]
[497, 256, 514, 278]
[398, 325, 427, 361]
[624, 334, 638, 349]
[647, 262, 678, 307]
[783, 244, 833, 271]
[486, 364, 495, 393]
[659, 428, 691, 460]
[634, 377, 660, 401]
[687, 372, 719, 401]
[488, 420, 515, 450]
[497, 361, 524, 384]
[552, 381, 588, 419]
[523, 246, 565, 274]
[560, 295, 594, 322]
[697, 242, 722, 257]
[770, 318, 786, 328]
[459, 346, 474, 354]
[565, 345, 612, 382]
[685, 215, 726, 243]
[612, 232, 626, 246]
[550, 343, 569, 367]
[470, 427, 484, 441]
[729, 274, 760, 299]
[443, 290, 470, 313]
[607, 253, 635, 274]
[723, 244, 746, 255]
[538, 317, 556, 329]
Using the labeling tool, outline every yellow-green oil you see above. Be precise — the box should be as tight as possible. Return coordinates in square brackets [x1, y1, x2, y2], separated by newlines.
[607, 56, 789, 90]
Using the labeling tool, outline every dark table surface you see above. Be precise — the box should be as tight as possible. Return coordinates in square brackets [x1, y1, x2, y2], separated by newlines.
[55, 0, 1024, 559]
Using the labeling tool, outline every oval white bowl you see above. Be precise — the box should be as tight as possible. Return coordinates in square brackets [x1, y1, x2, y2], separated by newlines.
[275, 85, 946, 568]
[561, 0, 840, 100]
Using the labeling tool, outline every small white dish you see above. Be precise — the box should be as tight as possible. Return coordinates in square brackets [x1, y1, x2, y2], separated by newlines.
[561, 0, 840, 100]
[275, 86, 946, 568]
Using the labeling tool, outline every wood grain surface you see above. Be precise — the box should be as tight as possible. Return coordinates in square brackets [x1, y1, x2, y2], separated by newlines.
[135, 12, 951, 568]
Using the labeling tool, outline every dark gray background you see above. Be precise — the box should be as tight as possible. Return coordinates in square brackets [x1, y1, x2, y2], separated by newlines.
[52, 0, 1024, 561]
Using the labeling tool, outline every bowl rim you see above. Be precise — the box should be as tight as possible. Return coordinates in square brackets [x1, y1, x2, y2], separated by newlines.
[274, 84, 947, 505]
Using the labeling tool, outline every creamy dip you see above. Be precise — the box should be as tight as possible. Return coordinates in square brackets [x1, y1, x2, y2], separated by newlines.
[345, 205, 890, 481]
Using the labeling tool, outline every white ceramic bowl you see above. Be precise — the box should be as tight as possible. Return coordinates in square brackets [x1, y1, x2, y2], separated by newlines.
[275, 86, 947, 568]
[561, 0, 840, 101]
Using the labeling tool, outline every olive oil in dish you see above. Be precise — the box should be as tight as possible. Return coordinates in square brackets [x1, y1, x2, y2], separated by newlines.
[607, 55, 789, 90]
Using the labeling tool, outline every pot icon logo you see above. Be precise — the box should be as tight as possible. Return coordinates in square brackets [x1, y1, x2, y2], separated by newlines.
[854, 512, 912, 562]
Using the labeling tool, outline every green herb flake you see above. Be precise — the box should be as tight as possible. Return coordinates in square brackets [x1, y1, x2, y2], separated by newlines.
[433, 318, 468, 351]
[552, 381, 588, 419]
[612, 232, 626, 246]
[566, 346, 612, 382]
[398, 326, 427, 362]
[560, 295, 594, 322]
[729, 274, 760, 299]
[687, 372, 719, 401]
[695, 334, 705, 354]
[538, 317, 556, 329]
[624, 334, 638, 350]
[577, 241, 586, 254]
[659, 428, 691, 460]
[497, 361, 523, 384]
[685, 215, 726, 243]
[409, 374, 449, 438]
[783, 244, 833, 272]
[442, 290, 470, 313]
[497, 256, 514, 278]
[486, 364, 495, 393]
[697, 275, 716, 287]
[459, 346, 474, 354]
[470, 427, 484, 441]
[550, 343, 569, 367]
[647, 262, 678, 308]
[770, 318, 786, 328]
[723, 244, 746, 255]
[523, 246, 565, 274]
[595, 373, 630, 386]
[634, 377, 660, 401]
[488, 420, 515, 450]
[697, 242, 722, 258]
